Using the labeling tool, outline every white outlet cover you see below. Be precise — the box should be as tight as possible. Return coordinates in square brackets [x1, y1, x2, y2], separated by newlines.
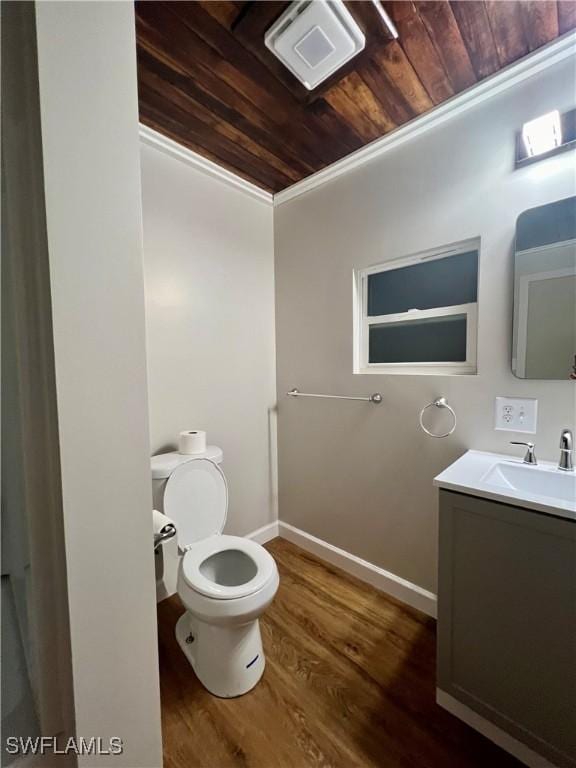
[495, 396, 538, 434]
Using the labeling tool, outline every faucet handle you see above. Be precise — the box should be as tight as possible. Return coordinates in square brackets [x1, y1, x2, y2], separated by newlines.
[510, 441, 537, 465]
[560, 429, 573, 450]
[559, 429, 574, 472]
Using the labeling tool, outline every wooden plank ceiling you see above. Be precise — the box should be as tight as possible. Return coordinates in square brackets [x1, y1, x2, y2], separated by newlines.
[136, 1, 576, 193]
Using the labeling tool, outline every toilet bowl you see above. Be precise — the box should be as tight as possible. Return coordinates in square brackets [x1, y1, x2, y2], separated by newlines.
[151, 450, 279, 698]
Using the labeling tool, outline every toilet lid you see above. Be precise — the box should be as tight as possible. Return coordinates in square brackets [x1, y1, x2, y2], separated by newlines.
[163, 459, 228, 549]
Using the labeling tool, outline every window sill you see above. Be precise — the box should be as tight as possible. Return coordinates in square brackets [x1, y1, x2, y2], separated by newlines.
[355, 365, 477, 376]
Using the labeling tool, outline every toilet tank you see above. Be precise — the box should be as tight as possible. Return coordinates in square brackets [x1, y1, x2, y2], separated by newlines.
[151, 447, 224, 512]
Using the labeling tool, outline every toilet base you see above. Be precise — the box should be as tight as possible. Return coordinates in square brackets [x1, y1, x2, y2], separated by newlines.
[175, 611, 265, 698]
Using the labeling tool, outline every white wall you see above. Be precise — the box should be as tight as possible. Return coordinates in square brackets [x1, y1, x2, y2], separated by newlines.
[274, 56, 576, 594]
[2, 1, 74, 748]
[35, 3, 162, 765]
[141, 144, 277, 538]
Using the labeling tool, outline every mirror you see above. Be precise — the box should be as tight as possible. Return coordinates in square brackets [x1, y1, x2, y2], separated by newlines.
[512, 197, 576, 380]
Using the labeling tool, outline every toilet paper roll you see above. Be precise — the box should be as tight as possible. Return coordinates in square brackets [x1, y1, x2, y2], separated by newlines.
[153, 509, 175, 535]
[178, 429, 207, 455]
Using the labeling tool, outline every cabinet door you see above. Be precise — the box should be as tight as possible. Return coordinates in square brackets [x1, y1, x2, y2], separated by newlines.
[438, 490, 576, 768]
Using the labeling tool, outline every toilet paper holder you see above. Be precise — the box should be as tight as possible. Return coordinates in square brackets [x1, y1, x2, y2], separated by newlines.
[154, 524, 176, 552]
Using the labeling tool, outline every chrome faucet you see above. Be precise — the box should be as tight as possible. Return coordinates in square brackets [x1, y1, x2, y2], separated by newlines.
[510, 441, 537, 465]
[558, 429, 574, 472]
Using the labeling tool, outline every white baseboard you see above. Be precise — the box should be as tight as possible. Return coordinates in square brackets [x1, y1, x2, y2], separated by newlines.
[245, 521, 279, 545]
[277, 521, 437, 618]
[437, 689, 557, 768]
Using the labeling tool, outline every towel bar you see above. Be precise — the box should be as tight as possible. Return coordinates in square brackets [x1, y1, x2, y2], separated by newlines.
[287, 388, 382, 404]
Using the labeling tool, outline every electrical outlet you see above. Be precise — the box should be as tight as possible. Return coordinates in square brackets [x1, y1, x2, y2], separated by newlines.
[495, 396, 538, 433]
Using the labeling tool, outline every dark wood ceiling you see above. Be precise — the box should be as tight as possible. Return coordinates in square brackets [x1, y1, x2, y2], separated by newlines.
[136, 1, 576, 193]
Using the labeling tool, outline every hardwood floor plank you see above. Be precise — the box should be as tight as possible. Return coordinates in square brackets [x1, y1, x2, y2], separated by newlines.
[158, 538, 521, 768]
[385, 1, 455, 104]
[268, 539, 429, 637]
[485, 1, 531, 65]
[415, 1, 477, 92]
[449, 1, 501, 79]
[520, 0, 560, 50]
[261, 617, 415, 768]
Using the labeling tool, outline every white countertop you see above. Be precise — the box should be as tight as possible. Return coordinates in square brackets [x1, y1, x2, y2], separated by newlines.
[434, 449, 576, 522]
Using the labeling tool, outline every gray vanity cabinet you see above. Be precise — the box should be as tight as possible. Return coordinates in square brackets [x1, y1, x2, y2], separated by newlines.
[438, 490, 576, 768]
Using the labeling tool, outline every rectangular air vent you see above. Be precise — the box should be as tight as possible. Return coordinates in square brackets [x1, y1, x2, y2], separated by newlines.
[265, 0, 365, 91]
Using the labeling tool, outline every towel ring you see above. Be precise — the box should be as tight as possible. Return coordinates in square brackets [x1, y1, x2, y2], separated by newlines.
[419, 397, 457, 438]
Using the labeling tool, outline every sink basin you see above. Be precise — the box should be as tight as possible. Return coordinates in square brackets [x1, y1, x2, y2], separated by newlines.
[482, 461, 576, 504]
[434, 450, 576, 521]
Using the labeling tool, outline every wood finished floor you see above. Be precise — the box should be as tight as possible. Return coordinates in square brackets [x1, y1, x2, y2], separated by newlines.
[158, 538, 520, 768]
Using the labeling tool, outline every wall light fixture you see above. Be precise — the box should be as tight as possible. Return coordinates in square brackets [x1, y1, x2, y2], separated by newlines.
[516, 108, 576, 167]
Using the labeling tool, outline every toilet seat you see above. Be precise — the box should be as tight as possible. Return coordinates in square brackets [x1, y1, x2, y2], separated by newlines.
[182, 534, 277, 600]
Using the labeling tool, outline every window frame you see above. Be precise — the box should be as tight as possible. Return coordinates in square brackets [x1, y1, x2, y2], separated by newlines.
[353, 239, 480, 376]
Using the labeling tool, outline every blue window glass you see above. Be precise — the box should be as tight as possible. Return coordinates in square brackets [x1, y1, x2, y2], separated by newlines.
[368, 315, 468, 364]
[367, 251, 478, 316]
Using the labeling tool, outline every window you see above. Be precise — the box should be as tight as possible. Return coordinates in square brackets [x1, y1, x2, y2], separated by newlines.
[354, 240, 479, 375]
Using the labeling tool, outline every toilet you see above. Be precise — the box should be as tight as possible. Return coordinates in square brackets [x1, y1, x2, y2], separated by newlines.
[151, 449, 279, 698]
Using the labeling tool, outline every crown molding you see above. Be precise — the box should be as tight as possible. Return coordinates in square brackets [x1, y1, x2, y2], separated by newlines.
[138, 124, 274, 206]
[274, 31, 576, 207]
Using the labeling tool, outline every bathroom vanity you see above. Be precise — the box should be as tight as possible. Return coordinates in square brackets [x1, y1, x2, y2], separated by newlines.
[435, 451, 576, 768]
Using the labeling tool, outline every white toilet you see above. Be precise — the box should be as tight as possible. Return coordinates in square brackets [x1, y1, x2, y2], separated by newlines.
[151, 449, 279, 698]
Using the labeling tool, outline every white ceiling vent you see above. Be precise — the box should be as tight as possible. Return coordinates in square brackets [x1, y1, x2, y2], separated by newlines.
[265, 1, 365, 91]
